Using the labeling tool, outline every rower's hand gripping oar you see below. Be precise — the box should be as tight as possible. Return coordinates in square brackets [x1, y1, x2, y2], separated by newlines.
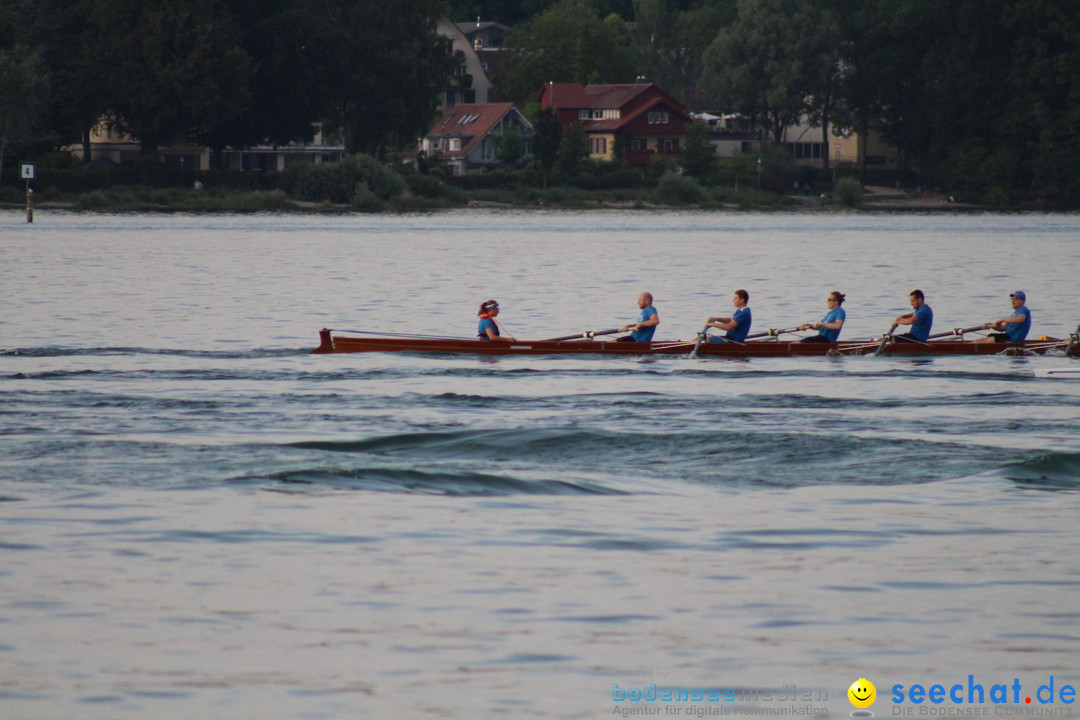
[874, 324, 898, 355]
[541, 328, 622, 342]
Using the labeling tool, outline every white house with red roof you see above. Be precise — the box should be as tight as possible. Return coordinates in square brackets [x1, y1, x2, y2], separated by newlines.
[538, 81, 690, 165]
[415, 103, 534, 175]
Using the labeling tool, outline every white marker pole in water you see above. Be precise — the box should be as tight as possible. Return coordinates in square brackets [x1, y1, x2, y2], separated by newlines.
[21, 163, 35, 223]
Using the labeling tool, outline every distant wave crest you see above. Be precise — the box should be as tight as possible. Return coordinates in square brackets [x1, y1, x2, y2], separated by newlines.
[992, 452, 1080, 490]
[236, 466, 622, 497]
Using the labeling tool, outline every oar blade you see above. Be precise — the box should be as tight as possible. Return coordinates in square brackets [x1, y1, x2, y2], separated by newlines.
[874, 324, 898, 356]
[689, 326, 710, 359]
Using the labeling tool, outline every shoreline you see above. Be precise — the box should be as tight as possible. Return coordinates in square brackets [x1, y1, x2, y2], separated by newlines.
[0, 186, 1000, 213]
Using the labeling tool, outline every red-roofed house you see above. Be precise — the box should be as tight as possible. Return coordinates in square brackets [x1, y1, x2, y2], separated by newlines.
[415, 103, 534, 175]
[538, 82, 690, 165]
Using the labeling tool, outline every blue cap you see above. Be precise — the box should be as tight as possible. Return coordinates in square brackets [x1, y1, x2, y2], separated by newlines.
[1010, 290, 1026, 301]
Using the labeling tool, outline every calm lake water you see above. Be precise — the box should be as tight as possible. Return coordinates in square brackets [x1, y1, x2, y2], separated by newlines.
[2, 209, 1080, 719]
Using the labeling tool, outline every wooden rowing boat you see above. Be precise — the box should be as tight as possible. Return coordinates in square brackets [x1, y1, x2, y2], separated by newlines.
[312, 329, 1080, 358]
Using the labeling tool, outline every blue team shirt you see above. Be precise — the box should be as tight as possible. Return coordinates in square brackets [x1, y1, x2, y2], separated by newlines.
[478, 316, 499, 340]
[631, 306, 658, 342]
[818, 307, 846, 342]
[727, 307, 751, 342]
[1005, 306, 1032, 342]
[909, 304, 933, 342]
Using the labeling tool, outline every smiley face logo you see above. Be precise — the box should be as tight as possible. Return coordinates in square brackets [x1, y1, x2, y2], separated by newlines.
[848, 678, 876, 708]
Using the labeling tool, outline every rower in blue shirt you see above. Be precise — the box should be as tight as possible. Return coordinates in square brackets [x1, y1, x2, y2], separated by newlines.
[977, 290, 1031, 343]
[706, 289, 752, 343]
[616, 292, 660, 342]
[799, 291, 847, 343]
[893, 289, 933, 343]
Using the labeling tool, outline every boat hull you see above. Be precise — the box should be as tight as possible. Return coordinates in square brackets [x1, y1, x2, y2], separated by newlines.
[312, 330, 1079, 358]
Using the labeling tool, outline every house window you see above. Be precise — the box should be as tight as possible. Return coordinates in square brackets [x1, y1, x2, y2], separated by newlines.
[482, 138, 495, 161]
[630, 138, 645, 152]
[590, 137, 607, 155]
[449, 138, 461, 152]
[784, 142, 823, 160]
[648, 111, 669, 124]
[579, 109, 589, 121]
[662, 138, 678, 153]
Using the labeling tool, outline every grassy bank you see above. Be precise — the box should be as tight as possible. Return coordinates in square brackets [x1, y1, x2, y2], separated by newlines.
[0, 181, 800, 212]
[0, 151, 973, 212]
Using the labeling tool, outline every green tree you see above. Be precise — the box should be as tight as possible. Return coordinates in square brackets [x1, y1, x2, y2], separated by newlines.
[679, 120, 718, 181]
[202, 0, 324, 155]
[0, 44, 50, 185]
[665, 2, 738, 101]
[444, 0, 563, 26]
[698, 0, 838, 146]
[501, 0, 636, 104]
[1002, 0, 1080, 202]
[23, 0, 108, 162]
[632, 0, 676, 89]
[92, 0, 256, 157]
[556, 121, 589, 181]
[532, 106, 562, 186]
[814, 0, 905, 180]
[0, 6, 14, 48]
[302, 0, 450, 156]
[496, 124, 527, 168]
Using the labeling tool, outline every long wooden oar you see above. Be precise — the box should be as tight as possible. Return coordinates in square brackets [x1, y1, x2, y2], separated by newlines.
[926, 325, 985, 340]
[874, 324, 984, 355]
[542, 328, 622, 342]
[874, 324, 898, 355]
[690, 325, 800, 357]
[746, 326, 803, 340]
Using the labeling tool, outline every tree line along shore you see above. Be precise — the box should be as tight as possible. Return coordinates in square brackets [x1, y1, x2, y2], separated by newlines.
[4, 0, 1077, 209]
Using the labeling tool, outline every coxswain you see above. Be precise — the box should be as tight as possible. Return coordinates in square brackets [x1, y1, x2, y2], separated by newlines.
[477, 300, 515, 342]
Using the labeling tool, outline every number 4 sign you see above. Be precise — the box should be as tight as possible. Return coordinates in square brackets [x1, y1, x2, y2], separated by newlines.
[21, 163, 36, 180]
